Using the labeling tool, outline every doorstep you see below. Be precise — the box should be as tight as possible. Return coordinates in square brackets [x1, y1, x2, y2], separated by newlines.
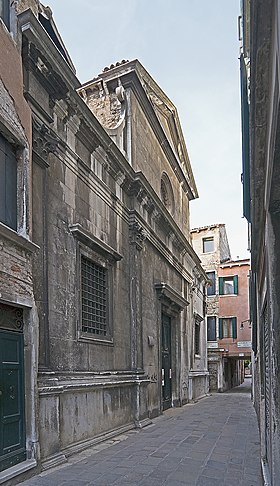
[0, 459, 37, 484]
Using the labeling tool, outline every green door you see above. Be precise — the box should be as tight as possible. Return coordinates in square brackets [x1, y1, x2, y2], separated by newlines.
[161, 314, 172, 411]
[0, 330, 26, 471]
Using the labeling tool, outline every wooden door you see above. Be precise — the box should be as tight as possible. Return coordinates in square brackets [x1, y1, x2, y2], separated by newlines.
[0, 330, 26, 471]
[162, 314, 172, 410]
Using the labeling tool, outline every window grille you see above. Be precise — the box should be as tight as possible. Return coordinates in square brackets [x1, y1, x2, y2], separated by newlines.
[81, 255, 108, 336]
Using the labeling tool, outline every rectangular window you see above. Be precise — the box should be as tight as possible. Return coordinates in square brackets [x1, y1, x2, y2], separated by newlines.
[219, 275, 238, 295]
[203, 237, 214, 253]
[206, 271, 216, 296]
[81, 255, 108, 336]
[219, 317, 237, 339]
[0, 0, 10, 29]
[207, 316, 216, 341]
[0, 133, 17, 230]
[194, 321, 200, 354]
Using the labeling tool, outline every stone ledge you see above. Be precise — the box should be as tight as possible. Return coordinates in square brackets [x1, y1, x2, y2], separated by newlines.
[0, 459, 37, 484]
[0, 222, 39, 253]
[41, 452, 67, 471]
[189, 370, 209, 377]
[38, 377, 151, 396]
[38, 370, 150, 395]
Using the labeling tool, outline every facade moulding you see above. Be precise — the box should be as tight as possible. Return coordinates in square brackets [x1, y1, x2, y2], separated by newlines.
[193, 312, 204, 322]
[128, 210, 193, 282]
[154, 282, 189, 313]
[124, 172, 201, 264]
[38, 378, 150, 396]
[0, 222, 39, 253]
[38, 379, 151, 396]
[0, 293, 34, 309]
[19, 10, 79, 90]
[69, 223, 123, 262]
[32, 117, 59, 167]
[189, 370, 209, 377]
[54, 147, 130, 223]
[128, 215, 147, 250]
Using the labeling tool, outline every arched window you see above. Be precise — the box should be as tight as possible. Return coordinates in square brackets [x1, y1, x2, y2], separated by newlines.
[160, 173, 174, 214]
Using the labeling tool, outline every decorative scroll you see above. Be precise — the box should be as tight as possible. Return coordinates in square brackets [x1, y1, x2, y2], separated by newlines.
[32, 119, 59, 167]
[129, 221, 146, 250]
[0, 303, 24, 331]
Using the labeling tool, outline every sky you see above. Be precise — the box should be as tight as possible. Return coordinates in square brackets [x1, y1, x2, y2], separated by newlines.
[46, 0, 249, 260]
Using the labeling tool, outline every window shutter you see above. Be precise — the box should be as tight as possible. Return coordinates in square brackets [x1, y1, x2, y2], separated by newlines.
[0, 134, 17, 231]
[233, 275, 238, 294]
[219, 318, 223, 339]
[232, 317, 237, 339]
[207, 316, 216, 341]
[219, 277, 224, 295]
[0, 0, 10, 30]
[6, 144, 17, 231]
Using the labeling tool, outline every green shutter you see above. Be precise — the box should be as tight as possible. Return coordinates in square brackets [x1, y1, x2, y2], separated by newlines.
[219, 277, 224, 295]
[232, 317, 237, 339]
[219, 318, 223, 339]
[233, 275, 238, 294]
[240, 54, 251, 222]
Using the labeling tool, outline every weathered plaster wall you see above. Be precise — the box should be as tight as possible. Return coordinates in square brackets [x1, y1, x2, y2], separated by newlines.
[0, 24, 31, 144]
[0, 8, 38, 482]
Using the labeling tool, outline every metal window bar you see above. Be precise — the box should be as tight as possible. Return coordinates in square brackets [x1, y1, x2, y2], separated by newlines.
[81, 256, 107, 336]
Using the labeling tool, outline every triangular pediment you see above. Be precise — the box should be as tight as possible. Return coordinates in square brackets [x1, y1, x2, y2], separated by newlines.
[79, 59, 198, 199]
[135, 62, 198, 198]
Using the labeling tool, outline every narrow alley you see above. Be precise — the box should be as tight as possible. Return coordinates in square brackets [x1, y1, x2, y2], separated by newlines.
[19, 378, 262, 486]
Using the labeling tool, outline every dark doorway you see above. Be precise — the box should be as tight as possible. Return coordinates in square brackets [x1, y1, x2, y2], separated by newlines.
[0, 329, 26, 471]
[161, 314, 172, 410]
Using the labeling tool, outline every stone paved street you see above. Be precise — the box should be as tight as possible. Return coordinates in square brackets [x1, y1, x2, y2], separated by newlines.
[19, 379, 262, 486]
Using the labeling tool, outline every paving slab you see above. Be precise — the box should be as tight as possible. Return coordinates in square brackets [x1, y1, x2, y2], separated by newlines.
[19, 378, 262, 485]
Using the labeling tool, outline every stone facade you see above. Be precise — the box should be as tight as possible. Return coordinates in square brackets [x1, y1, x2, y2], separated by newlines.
[0, 2, 209, 483]
[240, 0, 280, 483]
[0, 2, 213, 483]
[79, 61, 209, 406]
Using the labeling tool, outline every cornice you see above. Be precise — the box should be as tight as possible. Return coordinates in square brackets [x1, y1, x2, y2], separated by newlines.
[0, 222, 39, 253]
[19, 9, 79, 91]
[69, 223, 123, 262]
[124, 171, 202, 266]
[154, 283, 189, 312]
[19, 9, 135, 186]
